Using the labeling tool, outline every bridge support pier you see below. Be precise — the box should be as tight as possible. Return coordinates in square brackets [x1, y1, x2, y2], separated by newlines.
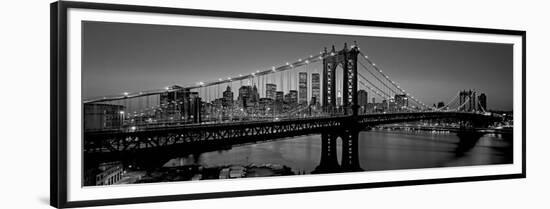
[313, 133, 340, 173]
[455, 130, 485, 156]
[341, 129, 362, 172]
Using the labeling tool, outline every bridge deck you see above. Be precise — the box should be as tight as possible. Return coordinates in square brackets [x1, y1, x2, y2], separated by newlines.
[83, 112, 500, 154]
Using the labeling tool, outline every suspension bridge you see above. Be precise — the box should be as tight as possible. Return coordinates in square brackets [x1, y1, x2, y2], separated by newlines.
[83, 42, 501, 155]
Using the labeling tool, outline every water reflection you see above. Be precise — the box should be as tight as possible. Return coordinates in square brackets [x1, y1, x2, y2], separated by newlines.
[85, 129, 512, 185]
[161, 129, 512, 175]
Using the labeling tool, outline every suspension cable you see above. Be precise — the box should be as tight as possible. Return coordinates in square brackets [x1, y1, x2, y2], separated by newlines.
[359, 51, 429, 109]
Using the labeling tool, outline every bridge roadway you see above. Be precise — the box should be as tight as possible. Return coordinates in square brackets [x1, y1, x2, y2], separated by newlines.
[84, 111, 500, 154]
[379, 124, 513, 134]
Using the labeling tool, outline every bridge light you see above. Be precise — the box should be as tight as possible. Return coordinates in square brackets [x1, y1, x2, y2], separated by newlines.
[372, 63, 376, 66]
[227, 77, 231, 80]
[123, 92, 129, 96]
[218, 78, 222, 81]
[298, 59, 302, 62]
[364, 55, 368, 58]
[256, 70, 260, 73]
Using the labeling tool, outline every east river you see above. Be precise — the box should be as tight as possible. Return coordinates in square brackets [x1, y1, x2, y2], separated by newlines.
[162, 130, 513, 174]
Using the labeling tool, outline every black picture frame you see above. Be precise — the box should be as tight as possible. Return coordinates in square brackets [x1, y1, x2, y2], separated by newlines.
[51, 1, 526, 208]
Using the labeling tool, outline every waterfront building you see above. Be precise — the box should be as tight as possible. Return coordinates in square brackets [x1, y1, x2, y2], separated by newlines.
[84, 161, 124, 186]
[84, 103, 124, 131]
[159, 85, 186, 120]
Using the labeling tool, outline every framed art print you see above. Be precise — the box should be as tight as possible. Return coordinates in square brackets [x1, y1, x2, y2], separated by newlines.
[51, 1, 526, 208]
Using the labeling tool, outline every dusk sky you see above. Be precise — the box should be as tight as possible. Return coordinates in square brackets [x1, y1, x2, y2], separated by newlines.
[82, 21, 513, 111]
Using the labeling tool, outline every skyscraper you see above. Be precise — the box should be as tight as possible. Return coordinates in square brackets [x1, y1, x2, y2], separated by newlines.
[238, 86, 251, 108]
[478, 93, 487, 111]
[394, 94, 408, 110]
[159, 85, 185, 119]
[266, 83, 277, 100]
[251, 85, 260, 103]
[311, 73, 320, 105]
[275, 91, 284, 102]
[298, 72, 308, 105]
[289, 90, 298, 105]
[222, 85, 233, 108]
[275, 91, 284, 113]
[189, 92, 201, 123]
[358, 90, 368, 107]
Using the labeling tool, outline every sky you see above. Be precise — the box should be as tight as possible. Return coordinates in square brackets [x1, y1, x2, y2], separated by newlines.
[82, 21, 513, 111]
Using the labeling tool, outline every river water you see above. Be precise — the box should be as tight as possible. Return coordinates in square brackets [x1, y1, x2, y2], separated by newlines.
[163, 130, 513, 173]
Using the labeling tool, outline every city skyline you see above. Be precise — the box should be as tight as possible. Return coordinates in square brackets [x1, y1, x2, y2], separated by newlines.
[83, 21, 513, 111]
[80, 20, 516, 188]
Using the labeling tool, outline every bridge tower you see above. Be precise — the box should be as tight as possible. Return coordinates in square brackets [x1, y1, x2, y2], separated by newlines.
[322, 43, 360, 116]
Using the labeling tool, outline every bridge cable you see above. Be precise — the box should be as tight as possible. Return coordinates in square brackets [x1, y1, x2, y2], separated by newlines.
[358, 51, 430, 109]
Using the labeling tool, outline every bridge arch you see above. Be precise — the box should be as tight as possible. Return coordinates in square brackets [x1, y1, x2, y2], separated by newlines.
[322, 43, 360, 116]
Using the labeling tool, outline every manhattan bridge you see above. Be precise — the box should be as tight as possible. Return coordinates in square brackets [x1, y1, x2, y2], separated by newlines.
[83, 43, 505, 172]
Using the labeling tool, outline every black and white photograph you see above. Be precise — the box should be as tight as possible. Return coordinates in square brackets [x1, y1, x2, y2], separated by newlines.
[82, 21, 514, 186]
[43, 1, 529, 208]
[5, 0, 550, 207]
